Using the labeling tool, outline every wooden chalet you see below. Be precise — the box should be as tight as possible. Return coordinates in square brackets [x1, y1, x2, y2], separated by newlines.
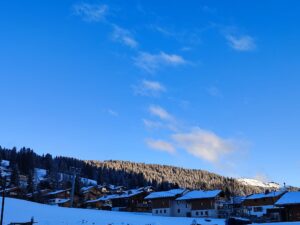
[176, 190, 224, 218]
[275, 191, 300, 222]
[84, 187, 153, 212]
[26, 189, 51, 201]
[0, 186, 23, 197]
[145, 189, 188, 217]
[80, 185, 104, 202]
[111, 187, 153, 212]
[242, 190, 286, 218]
[42, 189, 74, 207]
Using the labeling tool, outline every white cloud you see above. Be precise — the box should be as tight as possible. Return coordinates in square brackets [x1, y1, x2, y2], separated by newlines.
[133, 80, 166, 97]
[73, 3, 108, 22]
[107, 109, 118, 117]
[143, 119, 177, 131]
[149, 105, 174, 121]
[146, 138, 176, 154]
[111, 25, 138, 48]
[172, 128, 235, 163]
[143, 119, 163, 129]
[134, 51, 187, 73]
[225, 34, 256, 51]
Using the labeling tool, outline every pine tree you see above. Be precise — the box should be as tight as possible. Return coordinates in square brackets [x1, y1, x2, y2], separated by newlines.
[11, 164, 20, 187]
[27, 170, 35, 193]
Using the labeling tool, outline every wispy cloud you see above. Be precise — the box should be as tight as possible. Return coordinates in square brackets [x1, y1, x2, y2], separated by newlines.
[111, 25, 138, 48]
[134, 51, 187, 73]
[172, 128, 235, 163]
[106, 109, 119, 117]
[133, 80, 166, 97]
[143, 119, 177, 131]
[225, 34, 256, 52]
[72, 3, 108, 22]
[148, 105, 174, 121]
[207, 86, 222, 98]
[145, 138, 176, 154]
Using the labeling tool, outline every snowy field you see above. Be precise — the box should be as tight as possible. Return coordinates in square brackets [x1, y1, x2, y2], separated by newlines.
[5, 197, 300, 225]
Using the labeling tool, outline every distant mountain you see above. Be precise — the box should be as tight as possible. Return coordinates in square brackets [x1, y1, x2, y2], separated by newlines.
[237, 178, 280, 190]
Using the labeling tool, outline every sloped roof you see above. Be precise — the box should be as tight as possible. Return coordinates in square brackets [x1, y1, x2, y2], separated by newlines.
[44, 189, 71, 196]
[145, 189, 186, 200]
[275, 192, 300, 205]
[176, 190, 222, 201]
[246, 191, 285, 200]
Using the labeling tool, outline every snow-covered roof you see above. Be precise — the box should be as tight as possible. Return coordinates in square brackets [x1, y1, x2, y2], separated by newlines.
[80, 178, 97, 186]
[145, 189, 186, 200]
[231, 196, 246, 204]
[80, 186, 97, 193]
[275, 192, 300, 205]
[44, 189, 71, 196]
[246, 191, 285, 200]
[176, 190, 222, 201]
[0, 187, 18, 193]
[49, 198, 70, 204]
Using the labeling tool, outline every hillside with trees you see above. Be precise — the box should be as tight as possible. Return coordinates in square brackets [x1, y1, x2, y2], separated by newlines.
[0, 146, 285, 197]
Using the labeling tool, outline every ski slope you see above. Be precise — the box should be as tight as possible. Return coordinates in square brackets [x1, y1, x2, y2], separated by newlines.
[6, 197, 300, 225]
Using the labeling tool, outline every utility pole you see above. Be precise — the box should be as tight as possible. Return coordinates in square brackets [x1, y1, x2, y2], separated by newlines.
[0, 176, 7, 225]
[70, 167, 81, 208]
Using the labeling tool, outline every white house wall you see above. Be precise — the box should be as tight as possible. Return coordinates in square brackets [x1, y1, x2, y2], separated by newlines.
[247, 205, 274, 217]
[151, 208, 172, 217]
[171, 200, 192, 217]
[191, 209, 218, 218]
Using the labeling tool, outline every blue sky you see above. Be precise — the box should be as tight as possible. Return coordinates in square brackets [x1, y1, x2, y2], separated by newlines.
[1, 0, 300, 186]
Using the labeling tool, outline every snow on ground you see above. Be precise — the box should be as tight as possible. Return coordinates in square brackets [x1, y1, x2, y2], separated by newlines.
[34, 168, 47, 182]
[7, 197, 300, 225]
[8, 197, 224, 225]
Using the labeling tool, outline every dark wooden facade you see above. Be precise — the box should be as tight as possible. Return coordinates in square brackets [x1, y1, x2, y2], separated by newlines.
[190, 198, 215, 210]
[81, 186, 104, 201]
[243, 196, 282, 207]
[112, 192, 150, 212]
[283, 205, 300, 221]
[151, 198, 172, 209]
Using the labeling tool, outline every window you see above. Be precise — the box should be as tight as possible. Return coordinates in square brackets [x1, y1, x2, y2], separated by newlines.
[201, 211, 203, 216]
[205, 211, 208, 216]
[160, 210, 162, 213]
[196, 212, 199, 216]
[164, 209, 166, 213]
[177, 209, 181, 213]
[186, 204, 188, 208]
[155, 210, 158, 214]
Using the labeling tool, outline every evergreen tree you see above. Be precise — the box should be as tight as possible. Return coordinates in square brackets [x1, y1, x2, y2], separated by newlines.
[11, 164, 20, 187]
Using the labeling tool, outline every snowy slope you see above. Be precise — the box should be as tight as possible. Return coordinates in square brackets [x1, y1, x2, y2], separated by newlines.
[6, 198, 300, 225]
[7, 197, 224, 225]
[237, 178, 280, 189]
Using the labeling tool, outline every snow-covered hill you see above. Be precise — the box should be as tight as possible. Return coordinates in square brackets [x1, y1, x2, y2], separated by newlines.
[237, 178, 280, 189]
[5, 198, 300, 225]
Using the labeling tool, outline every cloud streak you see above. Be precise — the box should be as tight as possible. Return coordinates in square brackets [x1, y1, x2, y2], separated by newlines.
[146, 138, 176, 154]
[111, 25, 138, 48]
[73, 3, 108, 22]
[149, 105, 174, 121]
[134, 51, 187, 73]
[133, 80, 166, 97]
[225, 34, 256, 51]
